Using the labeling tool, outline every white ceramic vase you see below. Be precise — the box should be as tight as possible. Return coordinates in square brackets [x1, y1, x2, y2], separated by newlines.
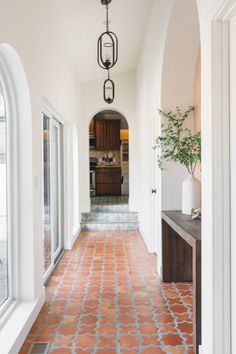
[182, 174, 201, 215]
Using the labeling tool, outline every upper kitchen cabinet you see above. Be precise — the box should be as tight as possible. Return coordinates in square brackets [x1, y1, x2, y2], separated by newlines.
[106, 120, 120, 150]
[95, 119, 120, 150]
[95, 119, 107, 150]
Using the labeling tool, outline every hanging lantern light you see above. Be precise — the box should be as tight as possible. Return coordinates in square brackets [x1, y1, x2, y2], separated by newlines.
[103, 71, 115, 104]
[97, 0, 118, 70]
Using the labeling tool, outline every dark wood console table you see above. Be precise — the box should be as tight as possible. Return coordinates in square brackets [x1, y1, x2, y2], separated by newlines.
[161, 211, 201, 353]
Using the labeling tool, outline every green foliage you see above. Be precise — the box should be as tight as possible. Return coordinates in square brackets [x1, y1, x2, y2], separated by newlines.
[153, 106, 201, 175]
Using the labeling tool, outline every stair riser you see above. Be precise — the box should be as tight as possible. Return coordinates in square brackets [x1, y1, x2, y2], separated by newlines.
[81, 213, 138, 222]
[81, 223, 139, 231]
[91, 205, 129, 212]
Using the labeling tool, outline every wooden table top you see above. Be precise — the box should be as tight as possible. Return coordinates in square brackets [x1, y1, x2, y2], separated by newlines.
[161, 210, 201, 247]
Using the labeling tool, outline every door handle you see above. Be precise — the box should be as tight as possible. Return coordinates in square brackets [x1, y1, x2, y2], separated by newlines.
[152, 189, 157, 194]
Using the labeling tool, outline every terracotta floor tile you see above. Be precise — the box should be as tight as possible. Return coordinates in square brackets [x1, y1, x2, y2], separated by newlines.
[118, 324, 137, 334]
[57, 324, 78, 335]
[120, 349, 139, 354]
[78, 324, 97, 334]
[20, 230, 193, 353]
[138, 323, 157, 334]
[98, 323, 116, 335]
[177, 321, 193, 333]
[141, 335, 161, 346]
[75, 334, 96, 347]
[161, 333, 183, 346]
[165, 346, 186, 353]
[140, 347, 165, 354]
[183, 333, 193, 345]
[156, 313, 174, 323]
[54, 335, 75, 346]
[80, 315, 99, 325]
[95, 349, 116, 354]
[97, 335, 116, 347]
[118, 335, 139, 347]
[50, 349, 72, 354]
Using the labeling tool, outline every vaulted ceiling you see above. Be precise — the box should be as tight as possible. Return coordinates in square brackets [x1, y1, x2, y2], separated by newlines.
[51, 0, 153, 82]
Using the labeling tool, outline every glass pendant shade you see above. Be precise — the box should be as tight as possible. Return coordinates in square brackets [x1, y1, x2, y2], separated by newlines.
[97, 31, 118, 70]
[103, 77, 115, 104]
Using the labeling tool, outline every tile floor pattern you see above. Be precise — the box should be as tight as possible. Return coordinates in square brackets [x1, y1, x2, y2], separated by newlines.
[20, 231, 194, 354]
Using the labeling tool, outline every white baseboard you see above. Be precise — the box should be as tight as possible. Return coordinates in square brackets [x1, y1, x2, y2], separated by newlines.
[139, 227, 155, 253]
[0, 289, 45, 354]
[66, 227, 81, 250]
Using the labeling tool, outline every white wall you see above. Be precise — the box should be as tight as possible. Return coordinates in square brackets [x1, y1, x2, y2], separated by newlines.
[136, 0, 174, 253]
[0, 1, 82, 352]
[161, 0, 200, 211]
[79, 70, 139, 212]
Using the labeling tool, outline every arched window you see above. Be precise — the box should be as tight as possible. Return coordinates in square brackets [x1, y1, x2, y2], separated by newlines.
[0, 75, 11, 312]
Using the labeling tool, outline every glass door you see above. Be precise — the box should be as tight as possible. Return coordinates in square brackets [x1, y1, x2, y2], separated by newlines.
[51, 119, 62, 260]
[42, 114, 63, 279]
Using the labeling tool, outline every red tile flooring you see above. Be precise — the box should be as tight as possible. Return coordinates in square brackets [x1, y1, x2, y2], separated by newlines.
[20, 231, 194, 354]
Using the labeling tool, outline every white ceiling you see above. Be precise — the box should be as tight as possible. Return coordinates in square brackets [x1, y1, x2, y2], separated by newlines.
[51, 0, 153, 83]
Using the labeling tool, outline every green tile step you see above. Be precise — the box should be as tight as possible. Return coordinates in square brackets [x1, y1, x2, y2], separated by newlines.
[90, 204, 129, 212]
[80, 221, 139, 231]
[81, 212, 138, 222]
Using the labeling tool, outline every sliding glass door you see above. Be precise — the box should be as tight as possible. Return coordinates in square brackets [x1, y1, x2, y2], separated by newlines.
[43, 114, 63, 278]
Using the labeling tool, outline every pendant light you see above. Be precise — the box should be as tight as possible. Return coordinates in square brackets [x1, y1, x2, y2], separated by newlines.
[97, 0, 118, 104]
[97, 0, 118, 70]
[103, 70, 115, 104]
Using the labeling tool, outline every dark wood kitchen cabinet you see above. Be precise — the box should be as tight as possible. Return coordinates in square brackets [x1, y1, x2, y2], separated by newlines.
[95, 120, 107, 150]
[96, 167, 121, 195]
[95, 119, 120, 150]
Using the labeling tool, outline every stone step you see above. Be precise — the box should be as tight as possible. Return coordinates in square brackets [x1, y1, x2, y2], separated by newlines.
[80, 221, 139, 231]
[91, 204, 129, 212]
[81, 212, 138, 223]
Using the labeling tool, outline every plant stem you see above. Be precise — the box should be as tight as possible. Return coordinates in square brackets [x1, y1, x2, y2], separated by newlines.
[186, 165, 191, 174]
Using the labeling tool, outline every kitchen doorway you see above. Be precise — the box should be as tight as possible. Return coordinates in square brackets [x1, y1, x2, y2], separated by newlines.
[89, 110, 129, 206]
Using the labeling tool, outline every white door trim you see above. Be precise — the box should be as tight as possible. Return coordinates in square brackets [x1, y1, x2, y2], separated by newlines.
[208, 1, 236, 352]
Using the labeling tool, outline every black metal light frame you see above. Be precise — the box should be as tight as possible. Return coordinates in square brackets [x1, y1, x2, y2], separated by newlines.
[97, 31, 118, 70]
[103, 76, 115, 104]
[97, 0, 118, 70]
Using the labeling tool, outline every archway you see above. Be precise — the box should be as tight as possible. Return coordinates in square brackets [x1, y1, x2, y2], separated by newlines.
[159, 0, 201, 351]
[89, 109, 129, 205]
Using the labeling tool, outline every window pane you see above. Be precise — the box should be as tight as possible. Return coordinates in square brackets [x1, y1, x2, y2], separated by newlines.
[43, 115, 52, 272]
[0, 84, 8, 307]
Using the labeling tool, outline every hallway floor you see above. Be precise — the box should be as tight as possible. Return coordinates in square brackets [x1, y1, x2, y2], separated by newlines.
[20, 231, 193, 354]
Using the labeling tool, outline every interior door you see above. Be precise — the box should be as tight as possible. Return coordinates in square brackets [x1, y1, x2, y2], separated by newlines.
[42, 114, 63, 279]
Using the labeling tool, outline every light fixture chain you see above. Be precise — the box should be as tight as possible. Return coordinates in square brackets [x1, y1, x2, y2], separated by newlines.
[106, 3, 109, 32]
[108, 69, 110, 80]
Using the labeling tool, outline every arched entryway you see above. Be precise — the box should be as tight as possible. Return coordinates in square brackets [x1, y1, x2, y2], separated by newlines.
[158, 0, 201, 351]
[89, 109, 129, 204]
